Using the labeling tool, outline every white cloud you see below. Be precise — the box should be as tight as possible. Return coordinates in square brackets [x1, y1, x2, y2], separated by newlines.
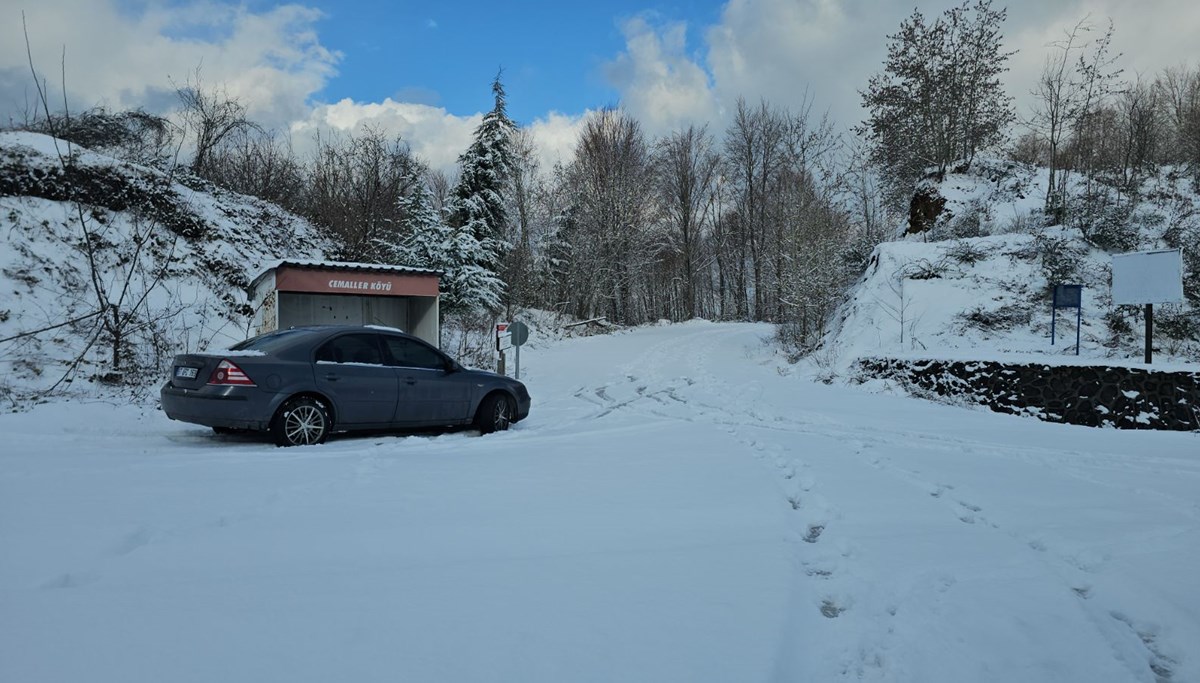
[526, 110, 590, 171]
[4, 0, 1195, 178]
[290, 97, 480, 172]
[704, 0, 908, 131]
[1, 0, 578, 176]
[603, 17, 719, 135]
[1003, 0, 1200, 116]
[0, 0, 338, 127]
[586, 0, 1200, 143]
[289, 99, 589, 176]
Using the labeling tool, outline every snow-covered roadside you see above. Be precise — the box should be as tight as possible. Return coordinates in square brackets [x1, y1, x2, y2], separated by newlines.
[2, 321, 1198, 682]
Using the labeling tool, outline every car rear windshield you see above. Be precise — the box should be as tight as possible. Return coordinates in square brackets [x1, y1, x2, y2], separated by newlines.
[228, 329, 307, 354]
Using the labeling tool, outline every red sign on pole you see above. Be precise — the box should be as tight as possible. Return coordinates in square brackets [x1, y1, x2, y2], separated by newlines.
[496, 322, 511, 353]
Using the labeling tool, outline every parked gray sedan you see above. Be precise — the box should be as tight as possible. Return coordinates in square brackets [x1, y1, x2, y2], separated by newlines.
[161, 325, 530, 446]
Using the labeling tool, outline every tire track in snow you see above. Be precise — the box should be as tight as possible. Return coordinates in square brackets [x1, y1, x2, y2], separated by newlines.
[855, 438, 1185, 682]
[580, 325, 888, 678]
[566, 323, 1189, 681]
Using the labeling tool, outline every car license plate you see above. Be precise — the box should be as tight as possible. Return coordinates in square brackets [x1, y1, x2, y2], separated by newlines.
[175, 366, 198, 379]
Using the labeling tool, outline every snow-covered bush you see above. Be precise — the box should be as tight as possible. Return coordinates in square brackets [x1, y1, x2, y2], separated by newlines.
[900, 257, 954, 280]
[1033, 232, 1085, 289]
[945, 239, 990, 265]
[957, 304, 1033, 333]
[1069, 189, 1139, 252]
[938, 198, 991, 239]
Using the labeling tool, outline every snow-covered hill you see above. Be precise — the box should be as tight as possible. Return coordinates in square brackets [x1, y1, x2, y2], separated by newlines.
[0, 132, 333, 405]
[826, 160, 1200, 372]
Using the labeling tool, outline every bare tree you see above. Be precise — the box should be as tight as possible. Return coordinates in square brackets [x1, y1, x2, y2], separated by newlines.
[1068, 20, 1123, 198]
[426, 168, 455, 216]
[772, 99, 839, 322]
[724, 98, 786, 319]
[1028, 19, 1086, 217]
[1155, 64, 1200, 182]
[654, 124, 719, 319]
[560, 109, 657, 323]
[176, 72, 260, 178]
[303, 127, 422, 259]
[19, 15, 186, 386]
[1118, 76, 1161, 188]
[205, 128, 304, 209]
[1027, 18, 1122, 220]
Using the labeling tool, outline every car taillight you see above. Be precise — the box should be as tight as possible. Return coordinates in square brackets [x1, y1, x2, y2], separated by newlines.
[208, 359, 256, 386]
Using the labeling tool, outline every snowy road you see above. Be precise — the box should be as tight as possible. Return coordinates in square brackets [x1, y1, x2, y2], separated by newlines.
[2, 321, 1198, 682]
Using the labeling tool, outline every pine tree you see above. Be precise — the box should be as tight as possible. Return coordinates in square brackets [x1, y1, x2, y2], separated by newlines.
[447, 74, 517, 297]
[378, 172, 504, 313]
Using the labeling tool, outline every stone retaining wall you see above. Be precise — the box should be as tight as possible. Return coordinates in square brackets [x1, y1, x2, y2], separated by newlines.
[856, 358, 1200, 431]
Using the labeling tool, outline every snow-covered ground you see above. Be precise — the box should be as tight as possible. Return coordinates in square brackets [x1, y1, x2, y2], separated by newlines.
[2, 321, 1198, 682]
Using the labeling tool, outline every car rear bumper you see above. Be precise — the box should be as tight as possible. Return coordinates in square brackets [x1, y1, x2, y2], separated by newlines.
[160, 382, 276, 431]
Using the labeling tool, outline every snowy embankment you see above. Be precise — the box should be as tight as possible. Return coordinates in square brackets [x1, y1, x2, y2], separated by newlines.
[3, 321, 1197, 682]
[0, 131, 331, 402]
[825, 159, 1199, 375]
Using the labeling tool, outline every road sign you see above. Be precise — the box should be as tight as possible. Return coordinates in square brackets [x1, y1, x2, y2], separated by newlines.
[507, 321, 531, 379]
[510, 321, 530, 347]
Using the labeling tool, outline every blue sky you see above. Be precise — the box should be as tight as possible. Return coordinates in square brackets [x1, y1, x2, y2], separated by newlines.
[4, 0, 1198, 172]
[300, 0, 724, 124]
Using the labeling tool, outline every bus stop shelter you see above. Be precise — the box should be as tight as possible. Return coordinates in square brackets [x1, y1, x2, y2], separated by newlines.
[250, 260, 441, 347]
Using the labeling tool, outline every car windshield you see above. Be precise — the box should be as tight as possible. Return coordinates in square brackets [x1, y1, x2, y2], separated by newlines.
[228, 329, 307, 354]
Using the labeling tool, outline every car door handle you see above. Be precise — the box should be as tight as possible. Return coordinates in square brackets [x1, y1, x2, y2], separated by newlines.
[403, 377, 417, 385]
[324, 373, 340, 382]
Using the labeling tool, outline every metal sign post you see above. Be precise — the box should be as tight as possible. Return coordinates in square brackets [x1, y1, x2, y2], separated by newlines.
[509, 321, 530, 379]
[1145, 304, 1153, 364]
[1051, 284, 1083, 355]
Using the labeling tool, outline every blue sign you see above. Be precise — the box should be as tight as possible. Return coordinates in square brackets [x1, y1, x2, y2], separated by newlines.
[1053, 284, 1082, 309]
[1051, 284, 1083, 355]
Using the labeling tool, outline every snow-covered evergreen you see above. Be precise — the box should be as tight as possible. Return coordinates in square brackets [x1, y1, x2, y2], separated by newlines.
[377, 174, 504, 312]
[445, 75, 517, 310]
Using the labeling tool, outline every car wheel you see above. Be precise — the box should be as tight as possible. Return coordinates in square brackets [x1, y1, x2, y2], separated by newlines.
[271, 397, 331, 447]
[475, 393, 513, 434]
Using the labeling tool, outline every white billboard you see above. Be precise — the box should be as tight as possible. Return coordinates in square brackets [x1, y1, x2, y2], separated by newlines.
[1111, 249, 1184, 305]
